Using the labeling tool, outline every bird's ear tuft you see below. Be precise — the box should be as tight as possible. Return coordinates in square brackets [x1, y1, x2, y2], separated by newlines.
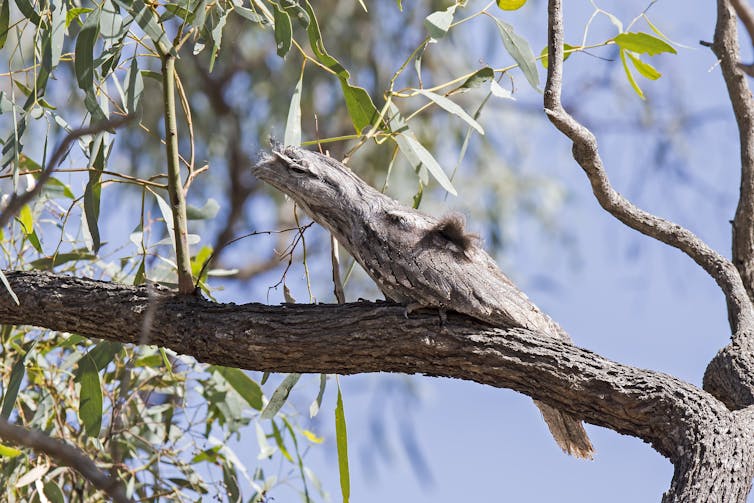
[428, 213, 480, 257]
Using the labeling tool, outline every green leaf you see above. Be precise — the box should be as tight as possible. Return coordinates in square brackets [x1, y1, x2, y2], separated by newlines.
[17, 204, 33, 234]
[273, 3, 292, 58]
[83, 340, 121, 371]
[83, 135, 106, 252]
[100, 0, 125, 40]
[75, 10, 100, 91]
[620, 49, 644, 100]
[41, 176, 74, 199]
[211, 366, 263, 410]
[1, 345, 31, 418]
[335, 381, 350, 503]
[14, 0, 40, 25]
[626, 51, 661, 80]
[539, 43, 578, 69]
[76, 353, 103, 437]
[416, 89, 484, 134]
[388, 103, 456, 194]
[260, 373, 301, 419]
[0, 443, 22, 458]
[29, 249, 97, 269]
[303, 0, 349, 79]
[284, 70, 303, 146]
[494, 18, 539, 89]
[233, 6, 264, 22]
[613, 32, 677, 56]
[339, 80, 378, 134]
[208, 10, 229, 71]
[66, 7, 92, 28]
[125, 58, 144, 114]
[424, 5, 455, 39]
[186, 198, 219, 220]
[460, 67, 494, 89]
[270, 420, 294, 462]
[0, 0, 9, 48]
[497, 0, 526, 10]
[43, 481, 66, 503]
[116, 0, 175, 56]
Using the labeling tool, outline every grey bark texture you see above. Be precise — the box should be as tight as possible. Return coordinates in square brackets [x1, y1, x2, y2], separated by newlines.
[253, 146, 594, 458]
[1, 271, 754, 500]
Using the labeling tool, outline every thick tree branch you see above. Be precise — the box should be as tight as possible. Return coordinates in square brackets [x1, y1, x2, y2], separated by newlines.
[0, 272, 731, 458]
[543, 0, 754, 337]
[0, 417, 131, 503]
[714, 0, 754, 303]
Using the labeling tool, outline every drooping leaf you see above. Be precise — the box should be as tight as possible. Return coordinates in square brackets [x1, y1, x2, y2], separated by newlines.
[233, 5, 264, 22]
[260, 373, 301, 419]
[620, 49, 644, 100]
[83, 135, 106, 252]
[100, 0, 125, 39]
[116, 0, 175, 55]
[416, 89, 484, 134]
[303, 1, 348, 79]
[340, 80, 378, 134]
[284, 70, 303, 147]
[76, 353, 103, 437]
[15, 464, 48, 488]
[273, 2, 292, 58]
[0, 0, 9, 48]
[43, 481, 65, 503]
[309, 373, 326, 417]
[208, 10, 229, 71]
[125, 58, 144, 114]
[211, 366, 263, 410]
[83, 340, 122, 371]
[66, 7, 92, 27]
[335, 381, 350, 503]
[424, 5, 455, 39]
[626, 51, 661, 80]
[14, 0, 40, 25]
[497, 0, 526, 10]
[74, 10, 100, 91]
[49, 0, 66, 68]
[613, 32, 676, 56]
[494, 18, 539, 89]
[0, 344, 32, 418]
[490, 79, 514, 99]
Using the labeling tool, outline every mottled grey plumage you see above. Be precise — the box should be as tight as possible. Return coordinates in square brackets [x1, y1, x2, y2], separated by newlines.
[253, 146, 594, 459]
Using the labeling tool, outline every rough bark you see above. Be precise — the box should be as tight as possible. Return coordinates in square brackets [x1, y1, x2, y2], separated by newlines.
[1, 270, 753, 500]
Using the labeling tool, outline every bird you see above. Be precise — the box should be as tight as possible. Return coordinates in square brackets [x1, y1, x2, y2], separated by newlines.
[253, 145, 594, 459]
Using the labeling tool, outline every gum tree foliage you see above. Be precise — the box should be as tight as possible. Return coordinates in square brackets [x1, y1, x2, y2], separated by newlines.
[0, 0, 742, 501]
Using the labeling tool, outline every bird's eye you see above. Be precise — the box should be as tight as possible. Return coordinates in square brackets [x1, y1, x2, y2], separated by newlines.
[287, 161, 310, 174]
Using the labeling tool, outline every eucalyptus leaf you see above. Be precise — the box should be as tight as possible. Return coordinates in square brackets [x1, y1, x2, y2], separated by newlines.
[494, 18, 539, 89]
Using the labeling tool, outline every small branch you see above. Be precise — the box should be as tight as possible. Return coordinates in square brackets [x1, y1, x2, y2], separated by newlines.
[713, 0, 754, 305]
[544, 0, 754, 335]
[0, 417, 131, 503]
[161, 54, 194, 294]
[0, 116, 132, 230]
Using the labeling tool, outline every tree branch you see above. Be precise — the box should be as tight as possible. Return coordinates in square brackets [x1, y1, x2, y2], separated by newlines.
[0, 417, 131, 503]
[0, 117, 132, 230]
[714, 0, 754, 304]
[543, 0, 754, 337]
[729, 0, 754, 76]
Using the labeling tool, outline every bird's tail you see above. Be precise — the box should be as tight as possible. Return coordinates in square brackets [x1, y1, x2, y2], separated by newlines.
[534, 400, 594, 459]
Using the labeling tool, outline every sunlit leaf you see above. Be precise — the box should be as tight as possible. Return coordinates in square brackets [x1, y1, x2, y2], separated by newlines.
[0, 0, 9, 48]
[490, 80, 514, 99]
[234, 6, 264, 22]
[302, 429, 323, 444]
[539, 43, 578, 69]
[613, 32, 677, 56]
[14, 0, 40, 25]
[340, 80, 378, 134]
[30, 250, 97, 269]
[309, 373, 326, 417]
[497, 0, 526, 10]
[0, 345, 30, 418]
[626, 51, 661, 80]
[125, 58, 144, 114]
[15, 464, 48, 488]
[260, 373, 301, 419]
[186, 198, 220, 220]
[494, 18, 539, 89]
[66, 7, 92, 27]
[335, 381, 350, 503]
[0, 443, 22, 458]
[620, 49, 644, 100]
[0, 269, 19, 305]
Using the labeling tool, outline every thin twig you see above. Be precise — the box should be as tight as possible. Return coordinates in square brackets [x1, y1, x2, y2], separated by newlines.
[0, 418, 132, 503]
[543, 0, 754, 333]
[0, 116, 132, 229]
